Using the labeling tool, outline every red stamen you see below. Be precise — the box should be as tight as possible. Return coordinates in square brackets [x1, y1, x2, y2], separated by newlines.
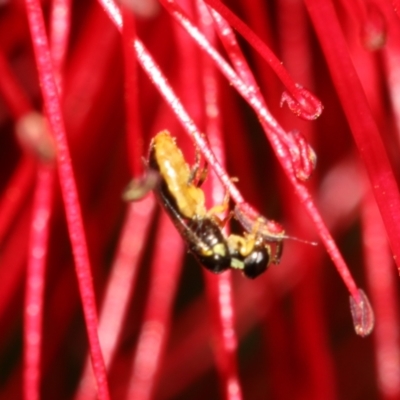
[23, 1, 110, 398]
[198, 2, 243, 397]
[305, 0, 400, 274]
[127, 212, 184, 400]
[122, 5, 144, 178]
[24, 165, 54, 400]
[75, 197, 156, 400]
[201, 0, 323, 120]
[363, 194, 400, 393]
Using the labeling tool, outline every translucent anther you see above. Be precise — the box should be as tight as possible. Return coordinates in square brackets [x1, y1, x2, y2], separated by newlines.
[361, 4, 386, 51]
[280, 84, 323, 120]
[349, 289, 375, 337]
[15, 112, 56, 163]
[122, 169, 160, 202]
[287, 130, 317, 181]
[120, 0, 160, 17]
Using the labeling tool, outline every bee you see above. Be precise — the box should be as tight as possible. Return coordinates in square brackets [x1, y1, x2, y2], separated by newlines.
[147, 130, 283, 278]
[148, 131, 231, 273]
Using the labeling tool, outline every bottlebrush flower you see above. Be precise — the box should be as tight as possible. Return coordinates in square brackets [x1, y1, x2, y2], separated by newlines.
[0, 0, 399, 399]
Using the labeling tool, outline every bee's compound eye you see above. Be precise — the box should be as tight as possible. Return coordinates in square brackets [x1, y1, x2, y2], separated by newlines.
[243, 246, 269, 279]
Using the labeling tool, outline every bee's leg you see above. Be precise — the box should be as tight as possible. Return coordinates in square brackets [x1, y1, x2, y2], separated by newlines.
[207, 189, 233, 228]
[188, 145, 209, 187]
[272, 241, 284, 264]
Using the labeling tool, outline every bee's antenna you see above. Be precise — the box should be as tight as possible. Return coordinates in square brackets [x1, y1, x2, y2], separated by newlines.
[280, 234, 318, 246]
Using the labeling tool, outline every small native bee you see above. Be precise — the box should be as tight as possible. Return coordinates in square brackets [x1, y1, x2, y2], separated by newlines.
[147, 130, 282, 278]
